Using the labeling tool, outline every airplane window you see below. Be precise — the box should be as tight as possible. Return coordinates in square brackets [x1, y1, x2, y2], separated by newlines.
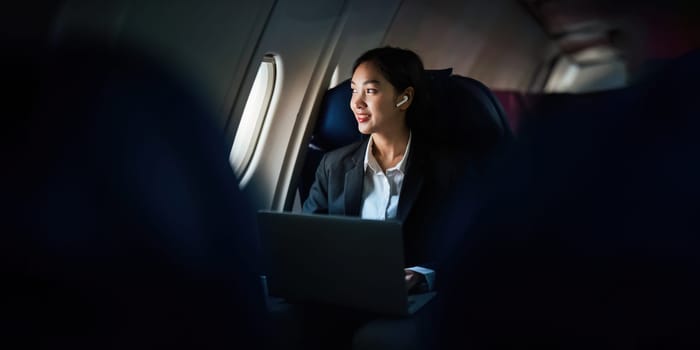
[545, 54, 627, 93]
[545, 56, 579, 92]
[230, 55, 276, 179]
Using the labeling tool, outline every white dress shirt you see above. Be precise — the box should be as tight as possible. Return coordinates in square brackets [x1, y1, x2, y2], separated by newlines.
[360, 134, 410, 220]
[360, 133, 435, 290]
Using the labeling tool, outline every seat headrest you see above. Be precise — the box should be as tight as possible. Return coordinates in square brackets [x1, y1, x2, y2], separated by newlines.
[310, 80, 362, 151]
[423, 69, 512, 154]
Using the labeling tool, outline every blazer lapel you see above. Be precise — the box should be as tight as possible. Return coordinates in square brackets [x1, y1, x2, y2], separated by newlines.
[343, 140, 367, 216]
[397, 139, 426, 222]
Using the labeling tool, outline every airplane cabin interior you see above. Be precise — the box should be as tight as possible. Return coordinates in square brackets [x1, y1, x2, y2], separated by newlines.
[5, 0, 700, 348]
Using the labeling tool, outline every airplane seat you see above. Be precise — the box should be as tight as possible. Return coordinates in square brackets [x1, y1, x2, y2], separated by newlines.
[298, 79, 364, 204]
[422, 69, 513, 161]
[298, 70, 512, 205]
[435, 49, 700, 349]
[4, 39, 270, 349]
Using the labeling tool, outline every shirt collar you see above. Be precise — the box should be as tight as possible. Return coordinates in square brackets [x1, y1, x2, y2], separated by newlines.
[363, 131, 412, 173]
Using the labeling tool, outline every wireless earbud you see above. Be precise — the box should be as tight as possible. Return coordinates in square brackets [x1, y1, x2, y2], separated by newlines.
[396, 95, 409, 107]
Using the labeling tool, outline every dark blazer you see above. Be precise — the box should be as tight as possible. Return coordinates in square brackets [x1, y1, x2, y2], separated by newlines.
[303, 133, 470, 267]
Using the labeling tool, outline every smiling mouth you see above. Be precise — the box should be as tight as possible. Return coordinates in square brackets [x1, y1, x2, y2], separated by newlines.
[356, 114, 370, 123]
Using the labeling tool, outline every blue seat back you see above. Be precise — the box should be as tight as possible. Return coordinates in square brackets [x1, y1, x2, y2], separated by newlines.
[298, 80, 364, 203]
[310, 79, 364, 151]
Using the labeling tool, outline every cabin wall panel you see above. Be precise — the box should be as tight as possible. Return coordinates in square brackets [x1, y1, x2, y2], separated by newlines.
[383, 0, 555, 91]
[53, 0, 275, 129]
[333, 0, 403, 82]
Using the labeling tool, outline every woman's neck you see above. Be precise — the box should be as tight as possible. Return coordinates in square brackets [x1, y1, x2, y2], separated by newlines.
[371, 128, 410, 170]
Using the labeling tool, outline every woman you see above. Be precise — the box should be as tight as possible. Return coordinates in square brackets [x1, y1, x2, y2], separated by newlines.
[300, 46, 488, 350]
[303, 46, 452, 293]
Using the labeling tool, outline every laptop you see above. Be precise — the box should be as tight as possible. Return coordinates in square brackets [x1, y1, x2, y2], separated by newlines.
[257, 210, 436, 316]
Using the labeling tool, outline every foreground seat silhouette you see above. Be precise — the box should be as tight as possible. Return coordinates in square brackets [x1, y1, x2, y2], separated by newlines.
[3, 41, 269, 349]
[436, 49, 700, 349]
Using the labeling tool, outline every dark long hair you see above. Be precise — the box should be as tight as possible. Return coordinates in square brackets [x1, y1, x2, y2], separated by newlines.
[352, 46, 428, 133]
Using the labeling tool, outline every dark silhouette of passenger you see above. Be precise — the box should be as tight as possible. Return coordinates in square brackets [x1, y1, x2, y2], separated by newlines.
[435, 2, 700, 348]
[3, 38, 268, 349]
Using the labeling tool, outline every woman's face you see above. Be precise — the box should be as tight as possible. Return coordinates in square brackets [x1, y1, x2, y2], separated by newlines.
[350, 61, 407, 136]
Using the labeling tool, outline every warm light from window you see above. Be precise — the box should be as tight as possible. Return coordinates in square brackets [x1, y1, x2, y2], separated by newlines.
[230, 55, 276, 178]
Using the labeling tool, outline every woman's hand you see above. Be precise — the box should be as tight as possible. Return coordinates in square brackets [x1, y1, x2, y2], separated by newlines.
[404, 268, 426, 292]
